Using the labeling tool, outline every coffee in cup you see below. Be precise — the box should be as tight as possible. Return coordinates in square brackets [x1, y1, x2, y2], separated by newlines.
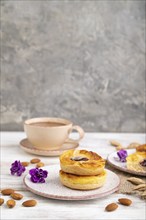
[24, 117, 84, 150]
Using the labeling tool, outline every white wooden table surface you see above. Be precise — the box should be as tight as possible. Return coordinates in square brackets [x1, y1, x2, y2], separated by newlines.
[0, 132, 146, 220]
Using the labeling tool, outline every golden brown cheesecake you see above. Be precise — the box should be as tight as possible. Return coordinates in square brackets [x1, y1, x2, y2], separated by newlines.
[59, 149, 106, 176]
[59, 169, 107, 190]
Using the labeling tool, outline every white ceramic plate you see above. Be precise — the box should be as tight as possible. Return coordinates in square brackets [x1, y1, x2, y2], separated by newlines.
[107, 149, 146, 176]
[24, 165, 120, 200]
[20, 139, 79, 156]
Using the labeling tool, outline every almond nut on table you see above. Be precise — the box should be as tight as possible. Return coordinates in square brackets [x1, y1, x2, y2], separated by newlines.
[1, 189, 15, 195]
[118, 198, 132, 206]
[6, 199, 16, 208]
[36, 162, 45, 168]
[116, 145, 125, 151]
[11, 193, 23, 200]
[21, 162, 30, 167]
[110, 140, 121, 147]
[22, 199, 37, 207]
[30, 158, 41, 164]
[105, 203, 118, 212]
[0, 198, 4, 206]
[126, 143, 140, 149]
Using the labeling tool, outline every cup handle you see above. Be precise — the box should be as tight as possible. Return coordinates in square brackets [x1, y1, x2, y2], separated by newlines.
[67, 125, 84, 142]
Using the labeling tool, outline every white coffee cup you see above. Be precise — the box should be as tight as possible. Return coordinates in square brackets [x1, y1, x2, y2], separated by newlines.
[24, 117, 84, 150]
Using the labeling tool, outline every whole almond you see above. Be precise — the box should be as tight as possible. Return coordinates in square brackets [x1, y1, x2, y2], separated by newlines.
[21, 162, 29, 167]
[30, 158, 41, 164]
[6, 199, 16, 208]
[22, 199, 37, 207]
[127, 177, 145, 185]
[116, 145, 125, 151]
[1, 189, 15, 195]
[105, 203, 118, 212]
[11, 192, 23, 200]
[0, 198, 4, 206]
[36, 162, 44, 168]
[133, 184, 146, 191]
[110, 140, 121, 147]
[127, 142, 140, 149]
[118, 198, 132, 206]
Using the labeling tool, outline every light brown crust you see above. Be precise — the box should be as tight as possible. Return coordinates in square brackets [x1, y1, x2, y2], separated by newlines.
[59, 170, 107, 190]
[59, 149, 105, 176]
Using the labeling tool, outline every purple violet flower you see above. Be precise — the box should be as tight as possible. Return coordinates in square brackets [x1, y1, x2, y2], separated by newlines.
[29, 168, 48, 183]
[117, 149, 128, 162]
[10, 160, 26, 176]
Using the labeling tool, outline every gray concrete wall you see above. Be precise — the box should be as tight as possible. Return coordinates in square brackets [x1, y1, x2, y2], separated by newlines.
[1, 0, 145, 132]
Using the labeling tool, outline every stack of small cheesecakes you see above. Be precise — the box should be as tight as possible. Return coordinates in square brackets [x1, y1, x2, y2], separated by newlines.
[59, 149, 107, 190]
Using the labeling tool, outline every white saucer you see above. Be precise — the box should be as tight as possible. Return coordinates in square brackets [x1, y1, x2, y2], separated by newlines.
[20, 139, 79, 157]
[24, 165, 120, 200]
[107, 149, 146, 176]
